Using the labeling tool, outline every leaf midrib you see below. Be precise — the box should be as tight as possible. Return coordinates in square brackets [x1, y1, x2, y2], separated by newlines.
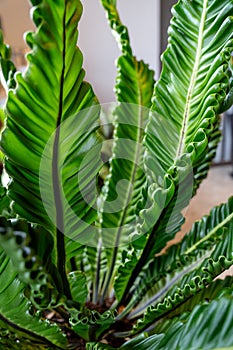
[176, 0, 208, 158]
[51, 5, 71, 299]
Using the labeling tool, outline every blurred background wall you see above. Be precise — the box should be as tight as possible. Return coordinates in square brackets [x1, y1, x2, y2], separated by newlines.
[0, 0, 32, 49]
[0, 0, 162, 103]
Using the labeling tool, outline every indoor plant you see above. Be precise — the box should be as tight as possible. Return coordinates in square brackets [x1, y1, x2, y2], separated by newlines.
[0, 0, 233, 349]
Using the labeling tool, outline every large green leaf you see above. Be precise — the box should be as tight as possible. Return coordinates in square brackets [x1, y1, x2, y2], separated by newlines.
[121, 290, 233, 350]
[116, 0, 233, 304]
[95, 0, 155, 302]
[128, 197, 233, 332]
[151, 276, 233, 328]
[1, 0, 101, 232]
[0, 0, 101, 296]
[0, 249, 67, 349]
[115, 162, 192, 303]
[142, 0, 233, 261]
[116, 197, 233, 318]
[149, 0, 233, 168]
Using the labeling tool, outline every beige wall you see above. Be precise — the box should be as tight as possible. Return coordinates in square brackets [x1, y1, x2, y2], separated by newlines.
[0, 0, 33, 49]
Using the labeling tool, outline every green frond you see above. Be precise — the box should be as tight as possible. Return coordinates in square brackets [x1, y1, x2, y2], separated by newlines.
[115, 0, 233, 304]
[129, 197, 233, 332]
[0, 249, 67, 349]
[96, 0, 155, 302]
[123, 290, 233, 350]
[0, 0, 102, 299]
